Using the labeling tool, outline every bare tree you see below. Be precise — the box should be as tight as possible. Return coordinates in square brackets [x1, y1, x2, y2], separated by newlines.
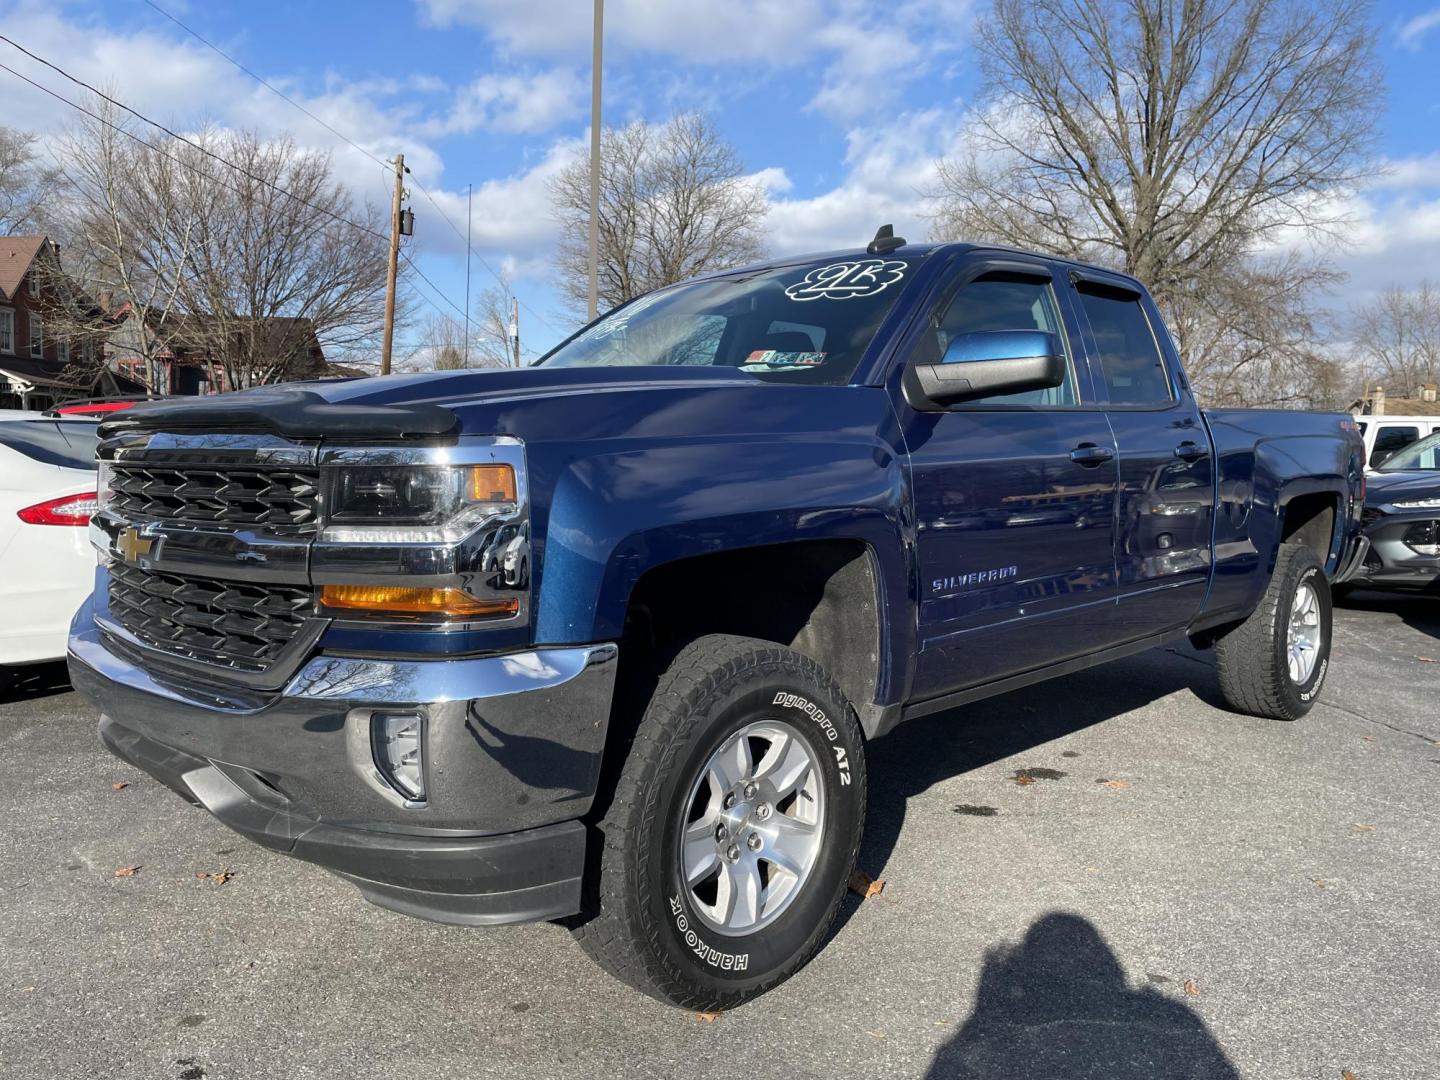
[0, 126, 58, 233]
[162, 130, 393, 388]
[413, 275, 515, 371]
[930, 0, 1381, 406]
[550, 114, 767, 318]
[48, 101, 394, 392]
[44, 101, 198, 393]
[1351, 282, 1440, 400]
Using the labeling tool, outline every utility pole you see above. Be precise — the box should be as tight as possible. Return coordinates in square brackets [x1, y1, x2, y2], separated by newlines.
[587, 0, 603, 321]
[381, 153, 406, 375]
[464, 182, 473, 367]
[510, 296, 521, 368]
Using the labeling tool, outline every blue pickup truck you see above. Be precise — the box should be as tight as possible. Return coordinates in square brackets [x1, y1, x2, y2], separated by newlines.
[70, 235, 1366, 1009]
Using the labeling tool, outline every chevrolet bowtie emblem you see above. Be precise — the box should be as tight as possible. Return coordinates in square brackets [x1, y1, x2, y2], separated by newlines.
[116, 527, 155, 564]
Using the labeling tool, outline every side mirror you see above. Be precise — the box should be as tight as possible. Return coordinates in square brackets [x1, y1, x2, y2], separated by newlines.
[903, 330, 1066, 411]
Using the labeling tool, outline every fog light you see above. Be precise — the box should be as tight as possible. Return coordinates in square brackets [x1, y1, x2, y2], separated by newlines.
[373, 712, 425, 801]
[1402, 520, 1440, 556]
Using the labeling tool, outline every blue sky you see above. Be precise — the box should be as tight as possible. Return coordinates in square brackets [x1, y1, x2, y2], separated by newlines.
[1, 0, 1439, 361]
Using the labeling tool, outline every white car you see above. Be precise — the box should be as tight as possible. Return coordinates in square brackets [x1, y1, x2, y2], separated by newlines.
[0, 415, 100, 693]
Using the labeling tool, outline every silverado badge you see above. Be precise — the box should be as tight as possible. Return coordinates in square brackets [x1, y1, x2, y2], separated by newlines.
[116, 526, 156, 564]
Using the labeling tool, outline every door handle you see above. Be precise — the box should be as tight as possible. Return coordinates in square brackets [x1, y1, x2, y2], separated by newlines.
[1173, 440, 1209, 462]
[1070, 443, 1115, 467]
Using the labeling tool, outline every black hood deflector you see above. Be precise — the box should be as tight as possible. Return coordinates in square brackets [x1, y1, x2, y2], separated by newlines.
[99, 389, 459, 441]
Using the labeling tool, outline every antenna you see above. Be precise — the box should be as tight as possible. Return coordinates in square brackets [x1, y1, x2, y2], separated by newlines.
[867, 224, 906, 255]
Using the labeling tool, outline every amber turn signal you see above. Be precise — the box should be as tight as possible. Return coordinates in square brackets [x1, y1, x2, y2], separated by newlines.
[321, 585, 518, 618]
[468, 464, 517, 504]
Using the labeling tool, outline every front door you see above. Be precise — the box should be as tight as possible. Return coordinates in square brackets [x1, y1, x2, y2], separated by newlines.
[898, 255, 1120, 702]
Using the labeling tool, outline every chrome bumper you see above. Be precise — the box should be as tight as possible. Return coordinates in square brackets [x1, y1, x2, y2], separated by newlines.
[70, 596, 617, 924]
[69, 597, 617, 832]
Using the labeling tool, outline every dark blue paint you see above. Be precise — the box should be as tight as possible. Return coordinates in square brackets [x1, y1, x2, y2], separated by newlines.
[308, 242, 1363, 722]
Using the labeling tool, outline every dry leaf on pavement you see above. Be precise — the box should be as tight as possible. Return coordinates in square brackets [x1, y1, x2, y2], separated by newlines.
[848, 869, 885, 899]
[195, 870, 234, 885]
[1183, 979, 1200, 995]
[1416, 656, 1437, 663]
[1098, 779, 1130, 790]
[1341, 1070, 1359, 1080]
[1351, 824, 1376, 833]
[111, 782, 129, 791]
[694, 1011, 722, 1023]
[1014, 774, 1036, 786]
[113, 866, 140, 878]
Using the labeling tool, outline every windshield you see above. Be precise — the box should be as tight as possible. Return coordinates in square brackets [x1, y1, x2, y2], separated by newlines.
[1378, 430, 1440, 471]
[540, 254, 926, 385]
[0, 419, 100, 470]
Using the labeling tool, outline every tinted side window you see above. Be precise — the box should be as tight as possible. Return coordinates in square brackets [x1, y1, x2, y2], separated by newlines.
[1077, 286, 1172, 405]
[1370, 425, 1419, 468]
[917, 275, 1077, 406]
[0, 420, 99, 469]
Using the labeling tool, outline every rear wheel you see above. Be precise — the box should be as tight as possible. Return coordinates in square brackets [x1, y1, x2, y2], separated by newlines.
[572, 634, 866, 1010]
[1215, 543, 1332, 720]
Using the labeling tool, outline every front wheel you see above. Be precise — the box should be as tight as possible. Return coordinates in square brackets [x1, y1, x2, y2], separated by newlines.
[1215, 542, 1333, 720]
[572, 635, 866, 1010]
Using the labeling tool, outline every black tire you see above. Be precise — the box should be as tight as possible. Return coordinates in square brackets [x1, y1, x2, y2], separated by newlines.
[572, 634, 866, 1010]
[1214, 543, 1332, 720]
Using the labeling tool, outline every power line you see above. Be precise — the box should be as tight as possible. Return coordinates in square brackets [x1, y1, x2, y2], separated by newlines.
[131, 3, 566, 339]
[139, 0, 391, 177]
[401, 253, 469, 322]
[0, 39, 475, 328]
[0, 36, 387, 243]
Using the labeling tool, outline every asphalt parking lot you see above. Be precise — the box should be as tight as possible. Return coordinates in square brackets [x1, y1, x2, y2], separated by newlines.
[2, 591, 1436, 1080]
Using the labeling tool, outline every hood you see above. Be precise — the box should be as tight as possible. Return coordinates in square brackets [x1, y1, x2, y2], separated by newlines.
[101, 364, 888, 452]
[312, 365, 760, 410]
[1366, 470, 1440, 506]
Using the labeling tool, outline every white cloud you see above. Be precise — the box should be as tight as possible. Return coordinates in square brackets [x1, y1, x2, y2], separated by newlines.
[423, 68, 585, 136]
[765, 110, 957, 255]
[417, 0, 826, 61]
[416, 0, 972, 121]
[1399, 7, 1440, 49]
[409, 137, 583, 277]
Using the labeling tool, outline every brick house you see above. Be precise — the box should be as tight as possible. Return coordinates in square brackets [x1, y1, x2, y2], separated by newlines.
[2, 233, 337, 409]
[105, 309, 330, 396]
[0, 235, 140, 410]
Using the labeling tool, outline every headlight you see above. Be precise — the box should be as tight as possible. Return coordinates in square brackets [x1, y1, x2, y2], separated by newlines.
[322, 464, 518, 543]
[1393, 496, 1440, 509]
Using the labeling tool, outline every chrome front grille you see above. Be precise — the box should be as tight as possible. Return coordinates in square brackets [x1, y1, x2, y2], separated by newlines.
[107, 562, 314, 672]
[108, 463, 321, 535]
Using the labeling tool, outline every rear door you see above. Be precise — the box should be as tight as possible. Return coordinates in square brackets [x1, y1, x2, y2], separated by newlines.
[896, 253, 1120, 701]
[1069, 271, 1216, 639]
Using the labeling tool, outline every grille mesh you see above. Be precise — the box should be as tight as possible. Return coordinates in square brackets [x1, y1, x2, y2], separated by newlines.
[107, 562, 313, 671]
[107, 464, 320, 534]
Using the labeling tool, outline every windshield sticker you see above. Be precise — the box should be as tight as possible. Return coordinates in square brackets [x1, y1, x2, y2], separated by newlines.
[784, 259, 907, 302]
[741, 349, 826, 371]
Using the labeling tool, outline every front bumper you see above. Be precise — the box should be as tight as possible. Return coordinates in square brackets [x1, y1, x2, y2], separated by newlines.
[1349, 510, 1440, 590]
[69, 597, 618, 925]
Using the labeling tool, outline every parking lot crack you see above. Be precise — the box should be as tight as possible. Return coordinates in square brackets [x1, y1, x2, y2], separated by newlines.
[1316, 701, 1436, 746]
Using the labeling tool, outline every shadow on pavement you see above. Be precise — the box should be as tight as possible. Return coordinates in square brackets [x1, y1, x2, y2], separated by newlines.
[0, 660, 73, 704]
[925, 912, 1239, 1079]
[831, 648, 1216, 940]
[1335, 587, 1439, 640]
